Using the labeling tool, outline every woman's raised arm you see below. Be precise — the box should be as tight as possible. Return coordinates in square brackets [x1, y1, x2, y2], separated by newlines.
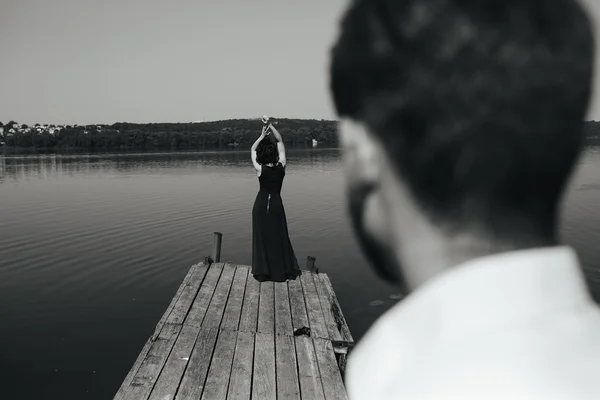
[251, 126, 267, 172]
[268, 124, 286, 166]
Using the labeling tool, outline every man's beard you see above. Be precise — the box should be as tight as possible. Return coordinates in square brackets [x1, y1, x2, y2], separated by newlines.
[347, 181, 408, 289]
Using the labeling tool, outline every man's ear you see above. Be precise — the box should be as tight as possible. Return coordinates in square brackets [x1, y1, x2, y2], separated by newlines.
[338, 119, 381, 184]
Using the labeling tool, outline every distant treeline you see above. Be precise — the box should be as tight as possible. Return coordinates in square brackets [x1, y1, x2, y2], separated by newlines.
[4, 118, 600, 152]
[0, 119, 337, 152]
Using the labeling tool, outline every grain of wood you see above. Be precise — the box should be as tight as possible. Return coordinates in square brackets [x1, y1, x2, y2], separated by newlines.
[154, 263, 199, 334]
[314, 338, 348, 400]
[115, 265, 201, 400]
[239, 273, 260, 332]
[257, 281, 274, 334]
[165, 264, 208, 325]
[319, 274, 354, 344]
[300, 272, 329, 340]
[274, 282, 293, 336]
[185, 264, 223, 328]
[147, 324, 200, 400]
[125, 324, 182, 400]
[201, 330, 237, 399]
[227, 331, 255, 400]
[337, 354, 348, 377]
[221, 265, 249, 331]
[114, 338, 153, 400]
[201, 264, 235, 328]
[276, 334, 300, 399]
[313, 272, 343, 343]
[295, 336, 325, 400]
[175, 328, 219, 400]
[287, 277, 310, 332]
[252, 333, 276, 400]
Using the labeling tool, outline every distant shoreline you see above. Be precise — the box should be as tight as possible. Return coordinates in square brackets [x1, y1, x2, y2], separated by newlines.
[0, 118, 338, 153]
[3, 118, 600, 154]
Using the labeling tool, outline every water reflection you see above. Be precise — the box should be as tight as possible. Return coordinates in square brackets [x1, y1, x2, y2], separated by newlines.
[0, 148, 342, 183]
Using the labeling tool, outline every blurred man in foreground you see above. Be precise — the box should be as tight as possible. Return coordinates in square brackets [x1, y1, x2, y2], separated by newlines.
[329, 0, 600, 398]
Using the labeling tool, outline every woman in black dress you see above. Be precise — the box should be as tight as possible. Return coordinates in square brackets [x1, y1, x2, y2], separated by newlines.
[250, 119, 300, 282]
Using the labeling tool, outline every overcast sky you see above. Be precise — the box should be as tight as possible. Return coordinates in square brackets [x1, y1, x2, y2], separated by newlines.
[1, 0, 600, 125]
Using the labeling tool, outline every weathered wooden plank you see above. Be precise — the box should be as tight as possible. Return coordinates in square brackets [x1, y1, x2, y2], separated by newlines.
[274, 281, 293, 336]
[154, 263, 199, 332]
[227, 331, 255, 400]
[146, 323, 198, 400]
[337, 353, 349, 377]
[175, 328, 219, 400]
[300, 272, 329, 340]
[202, 263, 235, 328]
[276, 334, 300, 399]
[319, 274, 354, 344]
[221, 265, 249, 331]
[185, 264, 223, 328]
[201, 330, 237, 399]
[287, 277, 310, 332]
[295, 336, 325, 400]
[115, 266, 201, 399]
[114, 338, 153, 400]
[124, 323, 182, 400]
[314, 338, 348, 400]
[252, 333, 276, 400]
[257, 281, 274, 334]
[165, 263, 209, 325]
[239, 272, 260, 332]
[313, 272, 343, 343]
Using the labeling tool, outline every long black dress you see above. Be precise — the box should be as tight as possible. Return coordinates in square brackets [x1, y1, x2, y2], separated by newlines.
[252, 163, 300, 282]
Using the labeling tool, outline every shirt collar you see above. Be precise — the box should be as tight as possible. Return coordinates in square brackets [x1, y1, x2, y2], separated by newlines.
[389, 246, 593, 343]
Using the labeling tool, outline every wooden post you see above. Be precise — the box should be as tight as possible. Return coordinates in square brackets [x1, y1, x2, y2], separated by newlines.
[306, 256, 316, 272]
[212, 232, 223, 263]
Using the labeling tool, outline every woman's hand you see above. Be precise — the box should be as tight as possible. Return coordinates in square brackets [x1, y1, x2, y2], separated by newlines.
[263, 124, 272, 137]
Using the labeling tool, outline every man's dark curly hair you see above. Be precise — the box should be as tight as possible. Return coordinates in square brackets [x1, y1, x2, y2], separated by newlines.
[330, 0, 594, 243]
[256, 137, 279, 165]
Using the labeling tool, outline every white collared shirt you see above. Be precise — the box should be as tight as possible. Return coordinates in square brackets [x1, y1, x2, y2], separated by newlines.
[346, 246, 600, 400]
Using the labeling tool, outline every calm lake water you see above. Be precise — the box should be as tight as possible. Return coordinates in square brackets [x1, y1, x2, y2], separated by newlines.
[2, 147, 600, 399]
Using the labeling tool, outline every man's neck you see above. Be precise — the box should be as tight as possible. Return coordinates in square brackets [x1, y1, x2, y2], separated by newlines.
[379, 163, 557, 291]
[393, 219, 556, 291]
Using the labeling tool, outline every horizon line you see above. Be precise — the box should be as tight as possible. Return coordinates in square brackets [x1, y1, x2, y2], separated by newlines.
[0, 117, 340, 127]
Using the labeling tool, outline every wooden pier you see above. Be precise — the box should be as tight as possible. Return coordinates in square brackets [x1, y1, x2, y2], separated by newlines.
[114, 234, 354, 400]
